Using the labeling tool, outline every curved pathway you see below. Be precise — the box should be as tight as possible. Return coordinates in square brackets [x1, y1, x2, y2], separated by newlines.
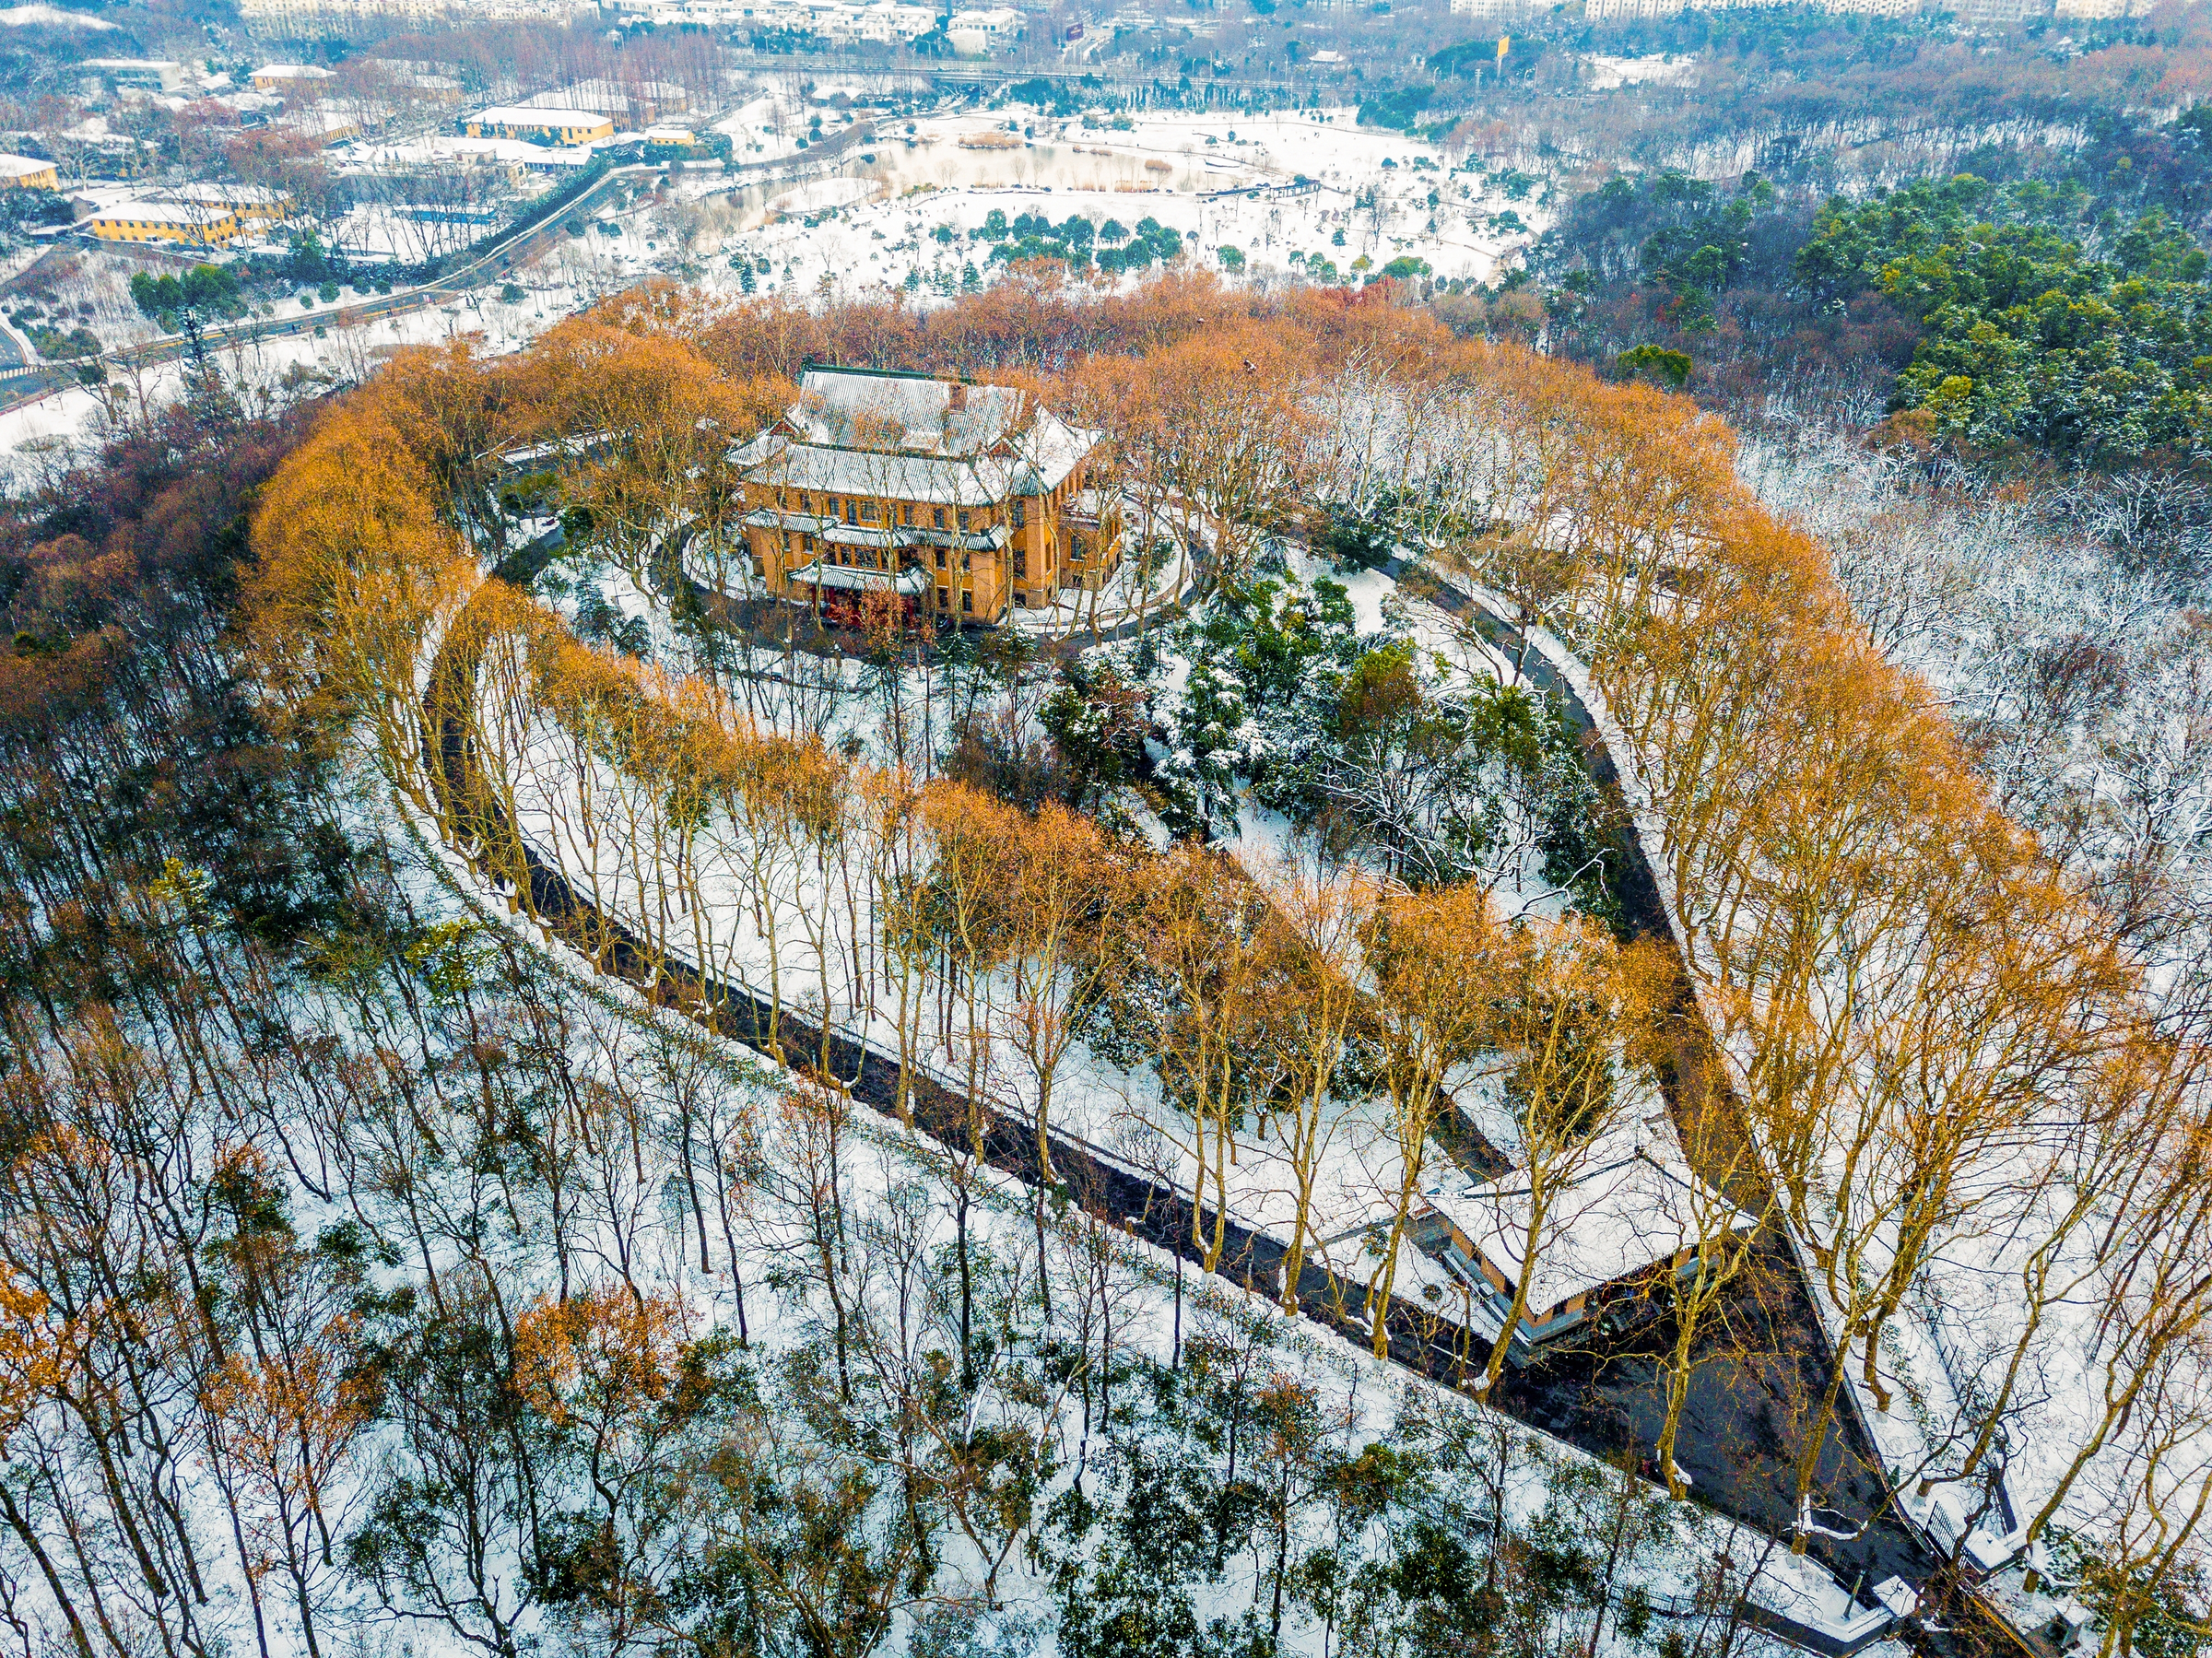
[421, 566, 1997, 1656]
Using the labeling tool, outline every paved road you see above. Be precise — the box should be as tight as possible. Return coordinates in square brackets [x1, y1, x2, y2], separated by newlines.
[1382, 556, 1941, 1597]
[0, 127, 885, 415]
[425, 569, 1984, 1658]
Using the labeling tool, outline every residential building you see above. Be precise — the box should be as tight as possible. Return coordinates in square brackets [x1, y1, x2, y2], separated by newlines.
[947, 6, 1024, 51]
[87, 200, 243, 247]
[461, 106, 616, 145]
[176, 182, 293, 223]
[732, 365, 1121, 625]
[83, 58, 185, 93]
[282, 108, 362, 145]
[0, 154, 58, 190]
[522, 146, 599, 172]
[251, 62, 337, 89]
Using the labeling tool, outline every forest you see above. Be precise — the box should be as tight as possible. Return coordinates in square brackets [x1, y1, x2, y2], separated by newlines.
[1535, 88, 2212, 481]
[0, 263, 2205, 1658]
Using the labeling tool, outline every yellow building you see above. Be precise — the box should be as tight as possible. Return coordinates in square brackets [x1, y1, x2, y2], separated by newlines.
[731, 366, 1121, 625]
[461, 106, 615, 146]
[0, 155, 58, 191]
[177, 182, 292, 225]
[87, 201, 241, 248]
[250, 62, 337, 91]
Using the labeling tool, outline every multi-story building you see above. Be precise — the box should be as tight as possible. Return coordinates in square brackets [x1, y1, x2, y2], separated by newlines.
[251, 62, 337, 90]
[731, 366, 1121, 625]
[461, 106, 616, 145]
[947, 5, 1025, 51]
[176, 181, 293, 224]
[83, 58, 188, 93]
[87, 201, 243, 247]
[0, 155, 58, 191]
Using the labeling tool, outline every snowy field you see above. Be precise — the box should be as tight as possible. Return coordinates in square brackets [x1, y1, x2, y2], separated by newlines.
[0, 100, 1545, 485]
[700, 103, 1539, 300]
[476, 542, 1688, 1364]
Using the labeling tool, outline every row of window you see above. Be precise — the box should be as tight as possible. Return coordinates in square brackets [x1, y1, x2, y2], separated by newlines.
[782, 488, 977, 533]
[99, 219, 235, 236]
[784, 532, 986, 579]
[776, 492, 1051, 537]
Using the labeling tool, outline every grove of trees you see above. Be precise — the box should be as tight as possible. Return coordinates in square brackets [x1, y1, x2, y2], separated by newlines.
[1, 267, 2209, 1656]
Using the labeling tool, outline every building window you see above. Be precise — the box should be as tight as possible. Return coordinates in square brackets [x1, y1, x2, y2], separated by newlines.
[935, 547, 947, 570]
[958, 511, 970, 531]
[934, 508, 946, 528]
[961, 553, 971, 571]
[961, 590, 973, 614]
[860, 500, 877, 522]
[1012, 500, 1026, 527]
[1014, 550, 1027, 577]
[936, 588, 948, 609]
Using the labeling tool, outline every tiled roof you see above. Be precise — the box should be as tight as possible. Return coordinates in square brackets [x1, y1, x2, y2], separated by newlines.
[737, 368, 1101, 506]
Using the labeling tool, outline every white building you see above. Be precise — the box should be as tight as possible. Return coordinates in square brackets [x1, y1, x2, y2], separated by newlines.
[947, 6, 1023, 52]
[82, 58, 185, 92]
[463, 105, 617, 144]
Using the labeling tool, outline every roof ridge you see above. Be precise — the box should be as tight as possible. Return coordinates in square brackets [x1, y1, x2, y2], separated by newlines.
[802, 359, 978, 385]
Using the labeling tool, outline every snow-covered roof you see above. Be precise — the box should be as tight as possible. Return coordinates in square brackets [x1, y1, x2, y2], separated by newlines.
[745, 439, 1000, 506]
[785, 559, 932, 596]
[0, 152, 52, 178]
[740, 370, 1101, 507]
[253, 62, 335, 79]
[176, 181, 287, 206]
[1425, 1115, 1752, 1314]
[470, 105, 609, 129]
[791, 366, 1028, 457]
[90, 199, 233, 225]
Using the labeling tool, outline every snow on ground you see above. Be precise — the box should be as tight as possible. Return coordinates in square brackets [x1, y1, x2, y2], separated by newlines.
[481, 547, 1659, 1405]
[405, 652, 1858, 1658]
[0, 99, 1550, 477]
[689, 104, 1539, 302]
[1584, 53, 1698, 91]
[394, 541, 1884, 1653]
